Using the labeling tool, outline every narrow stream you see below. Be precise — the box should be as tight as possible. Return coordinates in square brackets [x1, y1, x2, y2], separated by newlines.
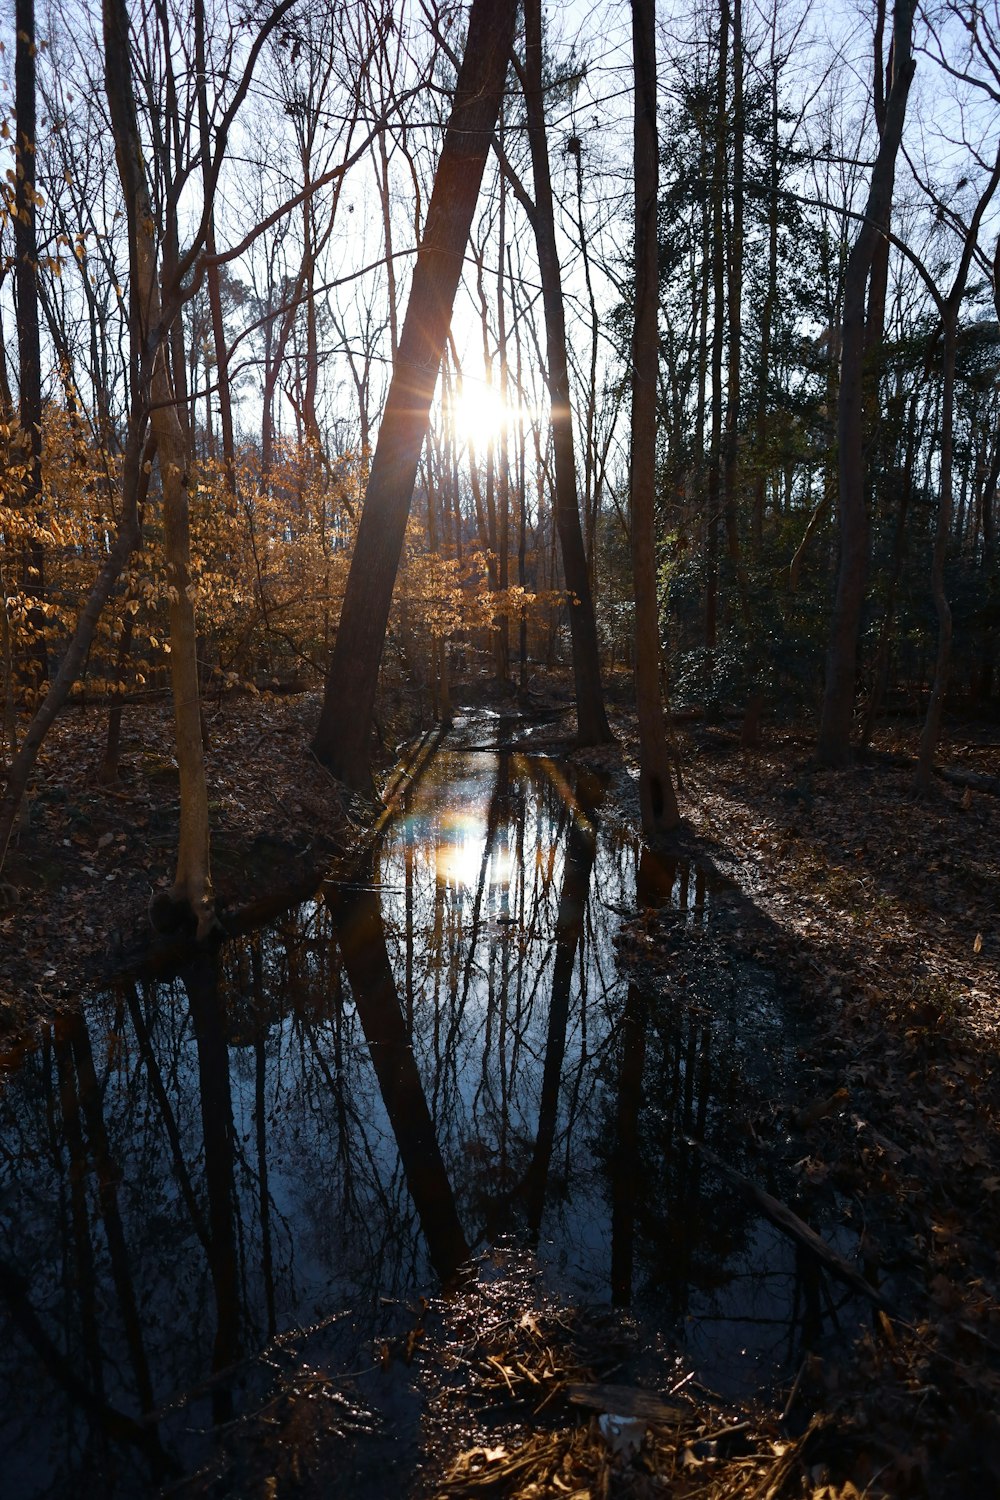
[0, 716, 836, 1496]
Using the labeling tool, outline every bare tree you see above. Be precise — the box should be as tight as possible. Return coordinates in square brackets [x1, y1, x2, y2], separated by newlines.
[914, 151, 1000, 790]
[103, 0, 219, 936]
[520, 0, 612, 745]
[13, 0, 46, 688]
[816, 0, 916, 766]
[630, 0, 679, 834]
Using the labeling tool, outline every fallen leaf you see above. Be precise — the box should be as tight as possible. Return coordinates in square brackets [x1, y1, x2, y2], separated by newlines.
[598, 1413, 645, 1458]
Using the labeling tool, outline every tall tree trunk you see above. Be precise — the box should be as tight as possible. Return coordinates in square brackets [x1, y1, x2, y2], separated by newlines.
[630, 0, 679, 834]
[751, 23, 780, 555]
[313, 0, 519, 788]
[977, 240, 999, 703]
[522, 0, 612, 745]
[104, 0, 217, 935]
[512, 264, 529, 690]
[859, 422, 913, 747]
[301, 189, 322, 453]
[260, 264, 307, 489]
[151, 0, 190, 446]
[913, 312, 957, 793]
[864, 0, 892, 388]
[496, 151, 511, 686]
[723, 0, 744, 582]
[915, 146, 1000, 790]
[195, 0, 236, 502]
[705, 0, 729, 668]
[376, 124, 400, 362]
[571, 135, 601, 593]
[14, 0, 46, 688]
[816, 0, 915, 766]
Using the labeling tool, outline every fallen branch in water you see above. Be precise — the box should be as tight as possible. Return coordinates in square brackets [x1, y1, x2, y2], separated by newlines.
[684, 1135, 891, 1311]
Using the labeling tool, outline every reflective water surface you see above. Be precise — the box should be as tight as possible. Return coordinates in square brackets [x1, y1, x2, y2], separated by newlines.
[0, 720, 832, 1496]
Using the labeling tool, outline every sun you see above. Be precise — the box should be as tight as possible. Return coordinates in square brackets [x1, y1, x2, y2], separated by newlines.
[449, 380, 511, 448]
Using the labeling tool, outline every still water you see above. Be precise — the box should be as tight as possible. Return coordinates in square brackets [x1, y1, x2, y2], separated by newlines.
[0, 721, 821, 1495]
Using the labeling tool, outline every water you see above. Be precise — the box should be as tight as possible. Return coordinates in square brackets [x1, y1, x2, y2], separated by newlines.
[0, 722, 843, 1496]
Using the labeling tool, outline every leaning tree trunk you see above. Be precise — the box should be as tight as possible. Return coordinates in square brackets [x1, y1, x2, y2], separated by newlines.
[630, 0, 679, 834]
[816, 0, 915, 767]
[313, 0, 519, 789]
[522, 0, 612, 746]
[104, 0, 217, 936]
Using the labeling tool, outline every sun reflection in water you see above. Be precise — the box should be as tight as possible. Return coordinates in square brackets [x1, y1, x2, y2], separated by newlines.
[435, 832, 515, 889]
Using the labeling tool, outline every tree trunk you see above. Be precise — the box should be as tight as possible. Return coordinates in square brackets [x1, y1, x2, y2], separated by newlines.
[522, 0, 612, 746]
[313, 0, 519, 788]
[859, 435, 912, 747]
[864, 0, 892, 396]
[104, 0, 217, 936]
[496, 160, 511, 686]
[751, 26, 780, 555]
[914, 323, 953, 794]
[630, 0, 679, 834]
[816, 0, 915, 766]
[513, 267, 529, 690]
[100, 430, 158, 782]
[704, 0, 729, 668]
[14, 0, 46, 689]
[571, 134, 601, 594]
[194, 3, 236, 498]
[723, 0, 744, 583]
[915, 148, 1000, 790]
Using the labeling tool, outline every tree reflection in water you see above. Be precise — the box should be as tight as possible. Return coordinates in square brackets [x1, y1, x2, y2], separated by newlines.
[0, 731, 826, 1494]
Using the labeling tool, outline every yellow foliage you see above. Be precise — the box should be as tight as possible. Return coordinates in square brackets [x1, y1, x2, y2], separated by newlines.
[2, 410, 555, 703]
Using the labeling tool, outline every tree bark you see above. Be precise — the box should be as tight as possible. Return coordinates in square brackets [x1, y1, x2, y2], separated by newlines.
[723, 0, 744, 582]
[104, 0, 217, 935]
[751, 22, 780, 555]
[864, 0, 892, 390]
[816, 0, 915, 766]
[14, 0, 46, 688]
[915, 147, 1000, 791]
[859, 421, 913, 747]
[630, 0, 679, 834]
[521, 0, 612, 746]
[313, 0, 519, 788]
[195, 0, 236, 501]
[496, 151, 511, 687]
[704, 0, 729, 667]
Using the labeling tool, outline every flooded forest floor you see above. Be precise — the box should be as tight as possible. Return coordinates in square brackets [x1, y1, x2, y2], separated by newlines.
[1, 674, 999, 1497]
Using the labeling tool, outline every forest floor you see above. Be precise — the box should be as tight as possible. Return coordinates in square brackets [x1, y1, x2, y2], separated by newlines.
[1, 676, 999, 1496]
